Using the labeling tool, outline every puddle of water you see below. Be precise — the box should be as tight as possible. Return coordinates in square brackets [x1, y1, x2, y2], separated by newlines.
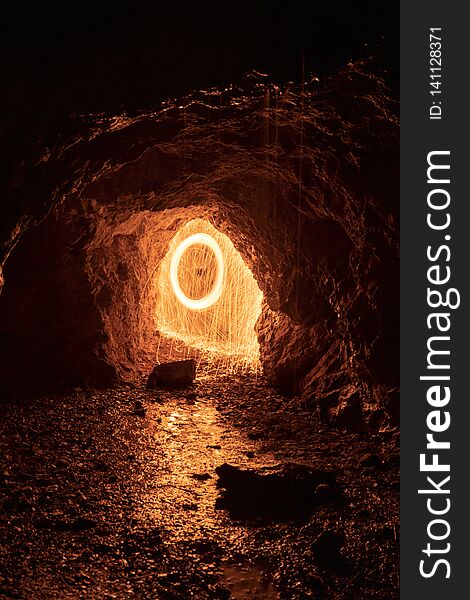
[126, 379, 283, 596]
[132, 395, 265, 543]
[221, 563, 279, 600]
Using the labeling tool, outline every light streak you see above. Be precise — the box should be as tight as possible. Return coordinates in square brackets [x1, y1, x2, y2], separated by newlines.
[155, 219, 263, 369]
[169, 233, 224, 310]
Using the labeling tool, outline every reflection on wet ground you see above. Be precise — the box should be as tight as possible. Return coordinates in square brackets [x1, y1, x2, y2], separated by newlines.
[135, 383, 277, 540]
[0, 374, 399, 598]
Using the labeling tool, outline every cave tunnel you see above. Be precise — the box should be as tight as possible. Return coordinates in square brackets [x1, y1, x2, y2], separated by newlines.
[0, 69, 399, 429]
[0, 69, 400, 597]
[155, 218, 263, 370]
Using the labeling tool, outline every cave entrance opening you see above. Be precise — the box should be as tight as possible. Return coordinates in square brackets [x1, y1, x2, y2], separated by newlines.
[155, 219, 263, 372]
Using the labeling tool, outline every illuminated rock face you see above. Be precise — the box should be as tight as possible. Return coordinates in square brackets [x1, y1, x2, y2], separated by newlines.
[156, 219, 262, 367]
[0, 68, 399, 427]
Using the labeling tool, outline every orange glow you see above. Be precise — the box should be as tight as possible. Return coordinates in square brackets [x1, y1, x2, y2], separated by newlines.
[156, 219, 263, 369]
[169, 233, 224, 310]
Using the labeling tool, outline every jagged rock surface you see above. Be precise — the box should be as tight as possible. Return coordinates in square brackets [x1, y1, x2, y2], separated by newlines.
[0, 68, 398, 426]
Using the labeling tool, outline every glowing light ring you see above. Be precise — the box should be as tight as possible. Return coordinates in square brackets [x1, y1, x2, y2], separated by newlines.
[170, 233, 225, 310]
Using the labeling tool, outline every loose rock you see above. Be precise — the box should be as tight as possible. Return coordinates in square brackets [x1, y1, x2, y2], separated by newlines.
[312, 529, 346, 568]
[215, 462, 336, 519]
[147, 360, 196, 389]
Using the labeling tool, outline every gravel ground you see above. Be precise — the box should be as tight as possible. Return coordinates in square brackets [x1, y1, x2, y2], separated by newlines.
[0, 374, 399, 599]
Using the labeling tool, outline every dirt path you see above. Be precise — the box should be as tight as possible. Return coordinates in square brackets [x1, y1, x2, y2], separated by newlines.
[0, 375, 399, 599]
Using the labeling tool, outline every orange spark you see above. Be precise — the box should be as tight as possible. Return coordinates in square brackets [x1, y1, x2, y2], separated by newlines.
[156, 219, 263, 370]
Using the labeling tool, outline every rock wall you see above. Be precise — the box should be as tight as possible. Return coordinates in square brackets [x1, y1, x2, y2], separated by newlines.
[0, 67, 398, 427]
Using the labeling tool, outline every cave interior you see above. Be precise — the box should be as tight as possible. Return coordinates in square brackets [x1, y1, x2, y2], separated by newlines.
[0, 68, 400, 598]
[0, 71, 399, 428]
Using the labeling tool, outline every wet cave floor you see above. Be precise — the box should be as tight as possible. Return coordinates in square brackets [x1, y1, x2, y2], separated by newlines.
[0, 374, 399, 599]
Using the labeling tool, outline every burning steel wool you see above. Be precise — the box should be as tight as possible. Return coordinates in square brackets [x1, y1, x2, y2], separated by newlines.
[156, 219, 263, 368]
